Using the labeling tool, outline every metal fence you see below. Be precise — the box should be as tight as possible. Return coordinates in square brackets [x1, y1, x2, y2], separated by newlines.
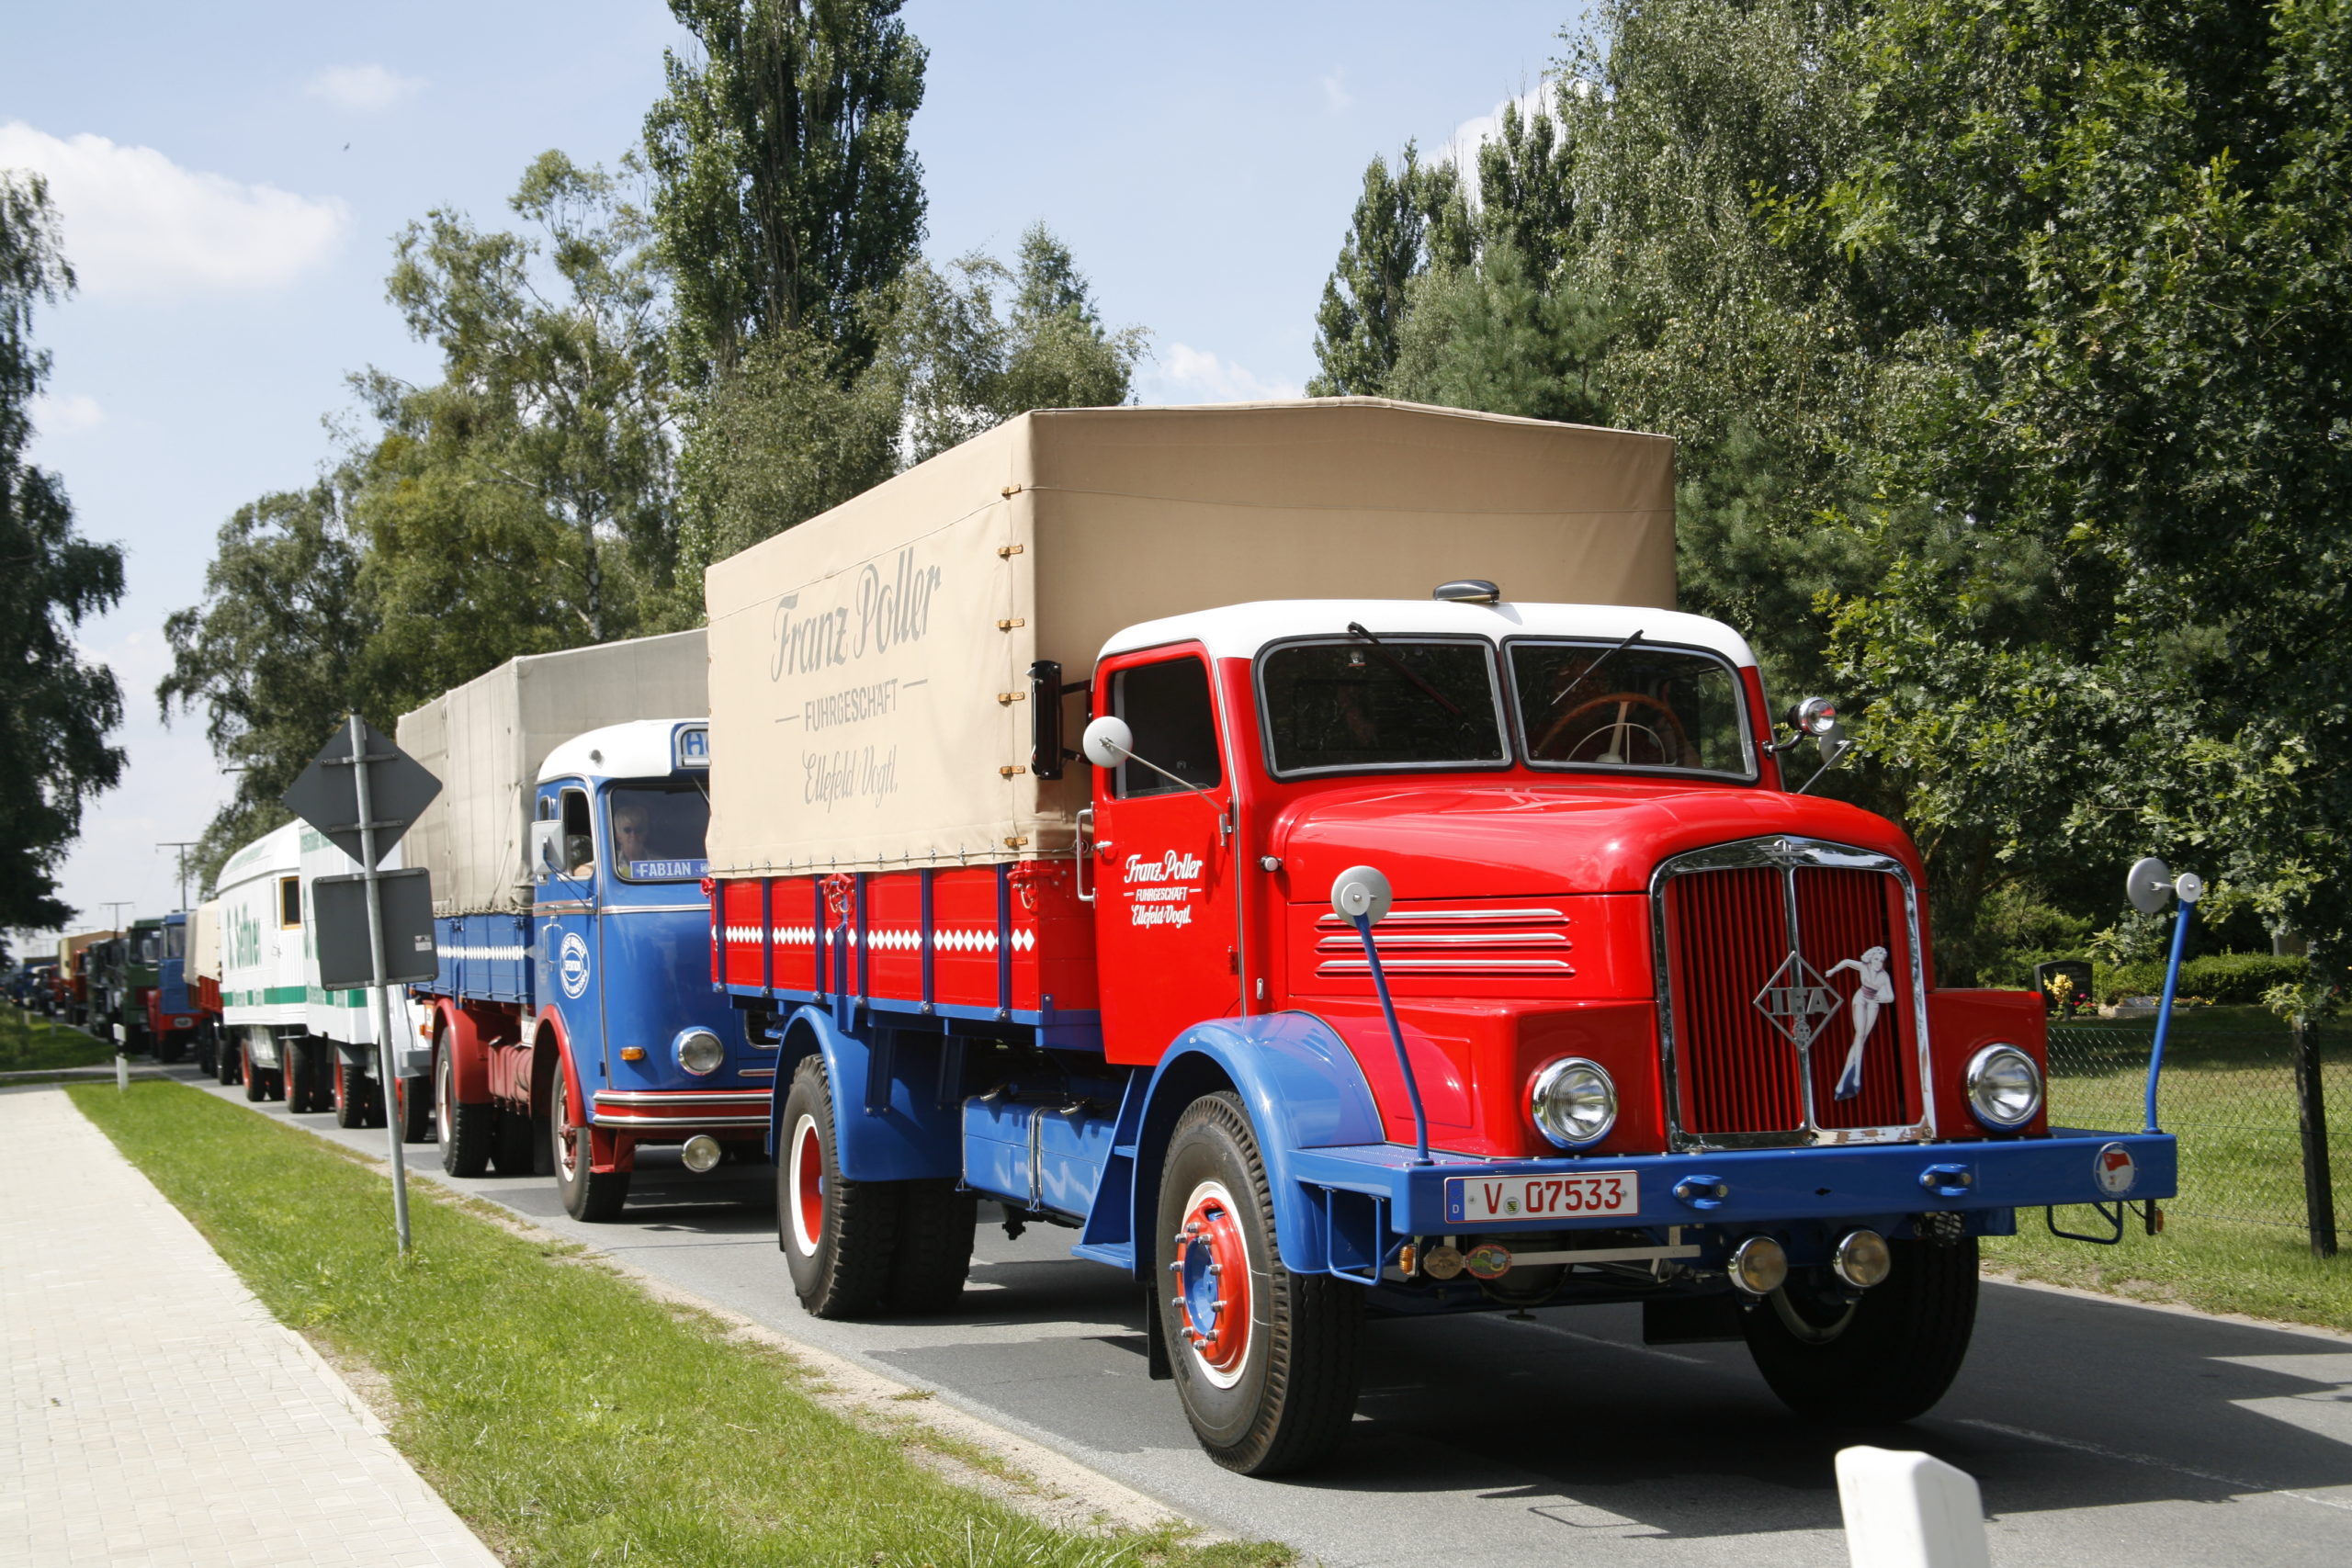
[2046, 1020, 2348, 1247]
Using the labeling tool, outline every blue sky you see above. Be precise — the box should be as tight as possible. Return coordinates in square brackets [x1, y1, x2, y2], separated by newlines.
[4, 1, 1578, 939]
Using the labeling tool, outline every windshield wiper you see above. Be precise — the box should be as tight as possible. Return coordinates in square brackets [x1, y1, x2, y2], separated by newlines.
[1549, 627, 1645, 707]
[1345, 623, 1463, 716]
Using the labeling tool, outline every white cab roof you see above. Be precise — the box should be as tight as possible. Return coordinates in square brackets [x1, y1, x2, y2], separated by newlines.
[537, 718, 707, 785]
[1099, 600, 1758, 668]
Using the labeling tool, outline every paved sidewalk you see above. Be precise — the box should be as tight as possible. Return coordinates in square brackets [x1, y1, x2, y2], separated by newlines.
[0, 1088, 500, 1567]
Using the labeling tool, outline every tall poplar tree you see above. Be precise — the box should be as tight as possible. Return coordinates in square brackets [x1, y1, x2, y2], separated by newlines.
[0, 172, 124, 930]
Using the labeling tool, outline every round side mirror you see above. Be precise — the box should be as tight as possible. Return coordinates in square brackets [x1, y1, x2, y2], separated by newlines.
[1330, 863, 1394, 926]
[1080, 715, 1133, 771]
[2126, 855, 2174, 915]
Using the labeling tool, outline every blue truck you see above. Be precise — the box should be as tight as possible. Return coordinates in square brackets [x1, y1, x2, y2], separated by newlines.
[397, 634, 763, 1219]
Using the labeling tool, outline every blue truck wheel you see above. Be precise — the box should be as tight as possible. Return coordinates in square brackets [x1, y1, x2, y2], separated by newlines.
[552, 1063, 629, 1222]
[1741, 1234, 1980, 1423]
[435, 1044, 492, 1178]
[1155, 1092, 1363, 1476]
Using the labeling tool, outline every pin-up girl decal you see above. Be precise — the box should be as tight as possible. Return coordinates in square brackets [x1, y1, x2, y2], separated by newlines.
[1825, 945, 1894, 1101]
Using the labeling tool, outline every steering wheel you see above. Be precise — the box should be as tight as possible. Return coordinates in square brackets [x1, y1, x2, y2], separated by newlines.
[1535, 692, 1693, 765]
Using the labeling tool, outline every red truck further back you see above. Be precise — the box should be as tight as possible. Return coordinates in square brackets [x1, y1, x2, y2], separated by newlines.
[700, 399, 2177, 1475]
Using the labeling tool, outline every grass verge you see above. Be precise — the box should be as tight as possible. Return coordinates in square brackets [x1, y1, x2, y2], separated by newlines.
[68, 1080, 1285, 1568]
[2, 1006, 115, 1072]
[1985, 1209, 2352, 1332]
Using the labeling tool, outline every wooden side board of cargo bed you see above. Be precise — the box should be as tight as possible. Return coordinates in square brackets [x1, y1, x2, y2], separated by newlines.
[702, 398, 1677, 877]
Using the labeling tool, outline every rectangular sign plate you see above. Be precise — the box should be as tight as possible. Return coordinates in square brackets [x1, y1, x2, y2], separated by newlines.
[1445, 1170, 1640, 1225]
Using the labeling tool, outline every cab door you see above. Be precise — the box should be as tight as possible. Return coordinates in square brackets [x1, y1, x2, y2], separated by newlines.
[1089, 649, 1238, 1065]
[535, 782, 606, 1078]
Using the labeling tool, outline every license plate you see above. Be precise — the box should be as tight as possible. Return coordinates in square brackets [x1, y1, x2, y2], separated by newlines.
[1444, 1170, 1639, 1224]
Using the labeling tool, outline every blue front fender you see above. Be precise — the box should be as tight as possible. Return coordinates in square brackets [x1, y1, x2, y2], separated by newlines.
[1116, 1011, 1387, 1278]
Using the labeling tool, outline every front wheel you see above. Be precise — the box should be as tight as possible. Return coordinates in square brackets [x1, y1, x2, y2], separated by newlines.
[1741, 1235, 1980, 1424]
[777, 1055, 899, 1317]
[1155, 1092, 1363, 1476]
[550, 1061, 628, 1222]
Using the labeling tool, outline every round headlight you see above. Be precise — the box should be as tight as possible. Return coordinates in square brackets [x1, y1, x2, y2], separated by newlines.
[673, 1028, 725, 1077]
[1966, 1043, 2043, 1130]
[1530, 1057, 1617, 1149]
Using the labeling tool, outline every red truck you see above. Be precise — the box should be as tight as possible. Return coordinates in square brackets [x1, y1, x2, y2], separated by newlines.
[696, 400, 2174, 1475]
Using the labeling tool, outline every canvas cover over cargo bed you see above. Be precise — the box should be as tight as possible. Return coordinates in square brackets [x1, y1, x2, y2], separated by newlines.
[702, 398, 1676, 876]
[397, 629, 708, 914]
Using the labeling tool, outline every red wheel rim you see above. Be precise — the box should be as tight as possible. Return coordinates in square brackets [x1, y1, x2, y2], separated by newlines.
[789, 1115, 825, 1254]
[1175, 1184, 1253, 1382]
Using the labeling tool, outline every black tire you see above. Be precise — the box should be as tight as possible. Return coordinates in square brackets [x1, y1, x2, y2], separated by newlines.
[282, 1039, 317, 1113]
[394, 1069, 431, 1143]
[435, 1043, 492, 1178]
[155, 1034, 187, 1065]
[241, 1039, 267, 1102]
[777, 1055, 900, 1317]
[1155, 1092, 1363, 1476]
[886, 1179, 978, 1314]
[1742, 1235, 1980, 1425]
[551, 1061, 628, 1222]
[334, 1061, 365, 1127]
[490, 1104, 536, 1175]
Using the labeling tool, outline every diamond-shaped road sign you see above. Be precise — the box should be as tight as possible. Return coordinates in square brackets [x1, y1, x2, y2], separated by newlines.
[281, 716, 442, 868]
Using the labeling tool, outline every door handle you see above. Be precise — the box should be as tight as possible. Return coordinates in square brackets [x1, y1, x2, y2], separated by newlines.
[1075, 808, 1096, 904]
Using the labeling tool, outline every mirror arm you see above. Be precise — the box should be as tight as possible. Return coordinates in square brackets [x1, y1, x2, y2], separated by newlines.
[1792, 736, 1856, 795]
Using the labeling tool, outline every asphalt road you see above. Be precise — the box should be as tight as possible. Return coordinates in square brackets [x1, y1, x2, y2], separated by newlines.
[173, 1068, 2352, 1567]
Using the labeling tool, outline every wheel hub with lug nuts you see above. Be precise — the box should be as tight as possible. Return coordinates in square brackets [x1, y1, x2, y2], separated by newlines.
[1171, 1193, 1252, 1378]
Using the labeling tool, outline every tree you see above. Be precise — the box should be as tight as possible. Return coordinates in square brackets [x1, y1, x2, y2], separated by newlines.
[645, 0, 928, 383]
[356, 152, 678, 690]
[0, 172, 124, 930]
[1307, 143, 1464, 397]
[158, 478, 372, 893]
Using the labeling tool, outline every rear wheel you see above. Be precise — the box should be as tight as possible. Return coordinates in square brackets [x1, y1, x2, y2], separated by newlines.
[394, 1066, 431, 1143]
[1155, 1091, 1363, 1476]
[551, 1062, 628, 1221]
[284, 1039, 322, 1113]
[777, 1055, 899, 1317]
[435, 1042, 492, 1177]
[1741, 1235, 1980, 1424]
[241, 1039, 266, 1103]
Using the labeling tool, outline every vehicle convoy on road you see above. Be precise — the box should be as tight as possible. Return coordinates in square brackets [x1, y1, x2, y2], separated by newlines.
[396, 630, 750, 1221]
[695, 398, 2180, 1476]
[211, 822, 403, 1118]
[56, 928, 116, 1030]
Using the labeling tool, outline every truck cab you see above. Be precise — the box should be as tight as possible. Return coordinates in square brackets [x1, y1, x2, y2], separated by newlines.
[426, 717, 758, 1221]
[148, 911, 205, 1063]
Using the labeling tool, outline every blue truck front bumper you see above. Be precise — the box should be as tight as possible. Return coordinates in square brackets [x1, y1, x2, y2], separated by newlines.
[1287, 1126, 2177, 1236]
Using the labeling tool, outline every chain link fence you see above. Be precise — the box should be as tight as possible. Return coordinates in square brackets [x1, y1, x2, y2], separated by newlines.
[2046, 1017, 2351, 1236]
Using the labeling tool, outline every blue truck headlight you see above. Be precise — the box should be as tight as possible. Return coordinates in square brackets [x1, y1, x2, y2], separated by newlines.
[1966, 1043, 2043, 1129]
[1530, 1057, 1616, 1148]
[673, 1028, 725, 1077]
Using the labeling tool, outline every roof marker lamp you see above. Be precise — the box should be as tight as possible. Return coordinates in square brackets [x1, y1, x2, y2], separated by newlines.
[1530, 1057, 1617, 1149]
[1964, 1043, 2043, 1131]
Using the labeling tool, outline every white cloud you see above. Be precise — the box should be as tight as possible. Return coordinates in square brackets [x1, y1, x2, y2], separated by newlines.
[1321, 68, 1353, 114]
[30, 390, 103, 436]
[304, 64, 424, 113]
[1149, 344, 1305, 405]
[0, 122, 348, 299]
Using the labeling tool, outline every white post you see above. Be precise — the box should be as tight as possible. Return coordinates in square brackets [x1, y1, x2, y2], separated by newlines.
[348, 713, 413, 1254]
[1837, 1446, 1990, 1568]
[115, 1052, 128, 1093]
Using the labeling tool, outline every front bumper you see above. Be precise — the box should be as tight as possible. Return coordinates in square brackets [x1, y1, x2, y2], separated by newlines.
[1288, 1127, 2177, 1235]
[591, 1088, 772, 1137]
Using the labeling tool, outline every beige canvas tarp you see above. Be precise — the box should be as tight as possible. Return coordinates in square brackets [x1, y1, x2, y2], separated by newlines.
[190, 900, 222, 982]
[703, 398, 1676, 877]
[398, 629, 709, 914]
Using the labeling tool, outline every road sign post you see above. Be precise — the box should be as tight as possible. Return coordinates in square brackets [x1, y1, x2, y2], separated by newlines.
[282, 715, 444, 1257]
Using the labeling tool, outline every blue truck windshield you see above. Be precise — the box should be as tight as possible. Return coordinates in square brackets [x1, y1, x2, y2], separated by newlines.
[608, 785, 710, 882]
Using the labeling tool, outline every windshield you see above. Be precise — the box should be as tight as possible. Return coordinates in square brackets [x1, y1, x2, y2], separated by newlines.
[1260, 637, 1507, 776]
[134, 930, 162, 964]
[164, 924, 186, 962]
[1509, 640, 1753, 776]
[607, 785, 710, 882]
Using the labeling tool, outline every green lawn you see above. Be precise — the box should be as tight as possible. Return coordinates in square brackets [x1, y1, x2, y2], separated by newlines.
[1989, 1008, 2352, 1332]
[68, 1080, 1283, 1568]
[1, 1005, 116, 1072]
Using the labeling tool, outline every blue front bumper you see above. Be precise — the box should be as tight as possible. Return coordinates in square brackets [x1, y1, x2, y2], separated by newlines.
[1287, 1127, 2177, 1235]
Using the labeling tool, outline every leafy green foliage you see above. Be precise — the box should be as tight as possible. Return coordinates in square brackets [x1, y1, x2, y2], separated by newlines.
[158, 479, 374, 890]
[0, 172, 125, 929]
[646, 0, 928, 382]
